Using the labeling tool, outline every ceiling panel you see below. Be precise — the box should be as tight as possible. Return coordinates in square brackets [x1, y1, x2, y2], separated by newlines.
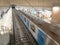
[0, 0, 60, 8]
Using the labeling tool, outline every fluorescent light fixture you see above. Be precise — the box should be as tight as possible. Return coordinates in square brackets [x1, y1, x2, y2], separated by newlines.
[53, 6, 60, 12]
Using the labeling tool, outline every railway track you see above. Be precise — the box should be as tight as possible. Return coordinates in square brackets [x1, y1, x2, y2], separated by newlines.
[8, 9, 38, 45]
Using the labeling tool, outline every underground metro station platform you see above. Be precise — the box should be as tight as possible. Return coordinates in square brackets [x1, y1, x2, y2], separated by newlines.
[0, 0, 60, 45]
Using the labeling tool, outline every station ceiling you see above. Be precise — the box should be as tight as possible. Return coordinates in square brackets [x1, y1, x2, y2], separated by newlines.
[0, 0, 60, 8]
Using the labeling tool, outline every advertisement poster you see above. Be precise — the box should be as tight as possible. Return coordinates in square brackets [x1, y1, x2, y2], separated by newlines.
[37, 29, 46, 45]
[24, 16, 26, 23]
[26, 19, 30, 29]
[30, 21, 36, 32]
[21, 15, 24, 21]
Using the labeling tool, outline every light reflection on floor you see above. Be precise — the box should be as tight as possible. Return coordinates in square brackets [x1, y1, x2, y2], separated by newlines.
[0, 8, 12, 35]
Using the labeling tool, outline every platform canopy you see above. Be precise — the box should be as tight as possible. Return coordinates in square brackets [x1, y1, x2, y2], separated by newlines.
[0, 0, 60, 8]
